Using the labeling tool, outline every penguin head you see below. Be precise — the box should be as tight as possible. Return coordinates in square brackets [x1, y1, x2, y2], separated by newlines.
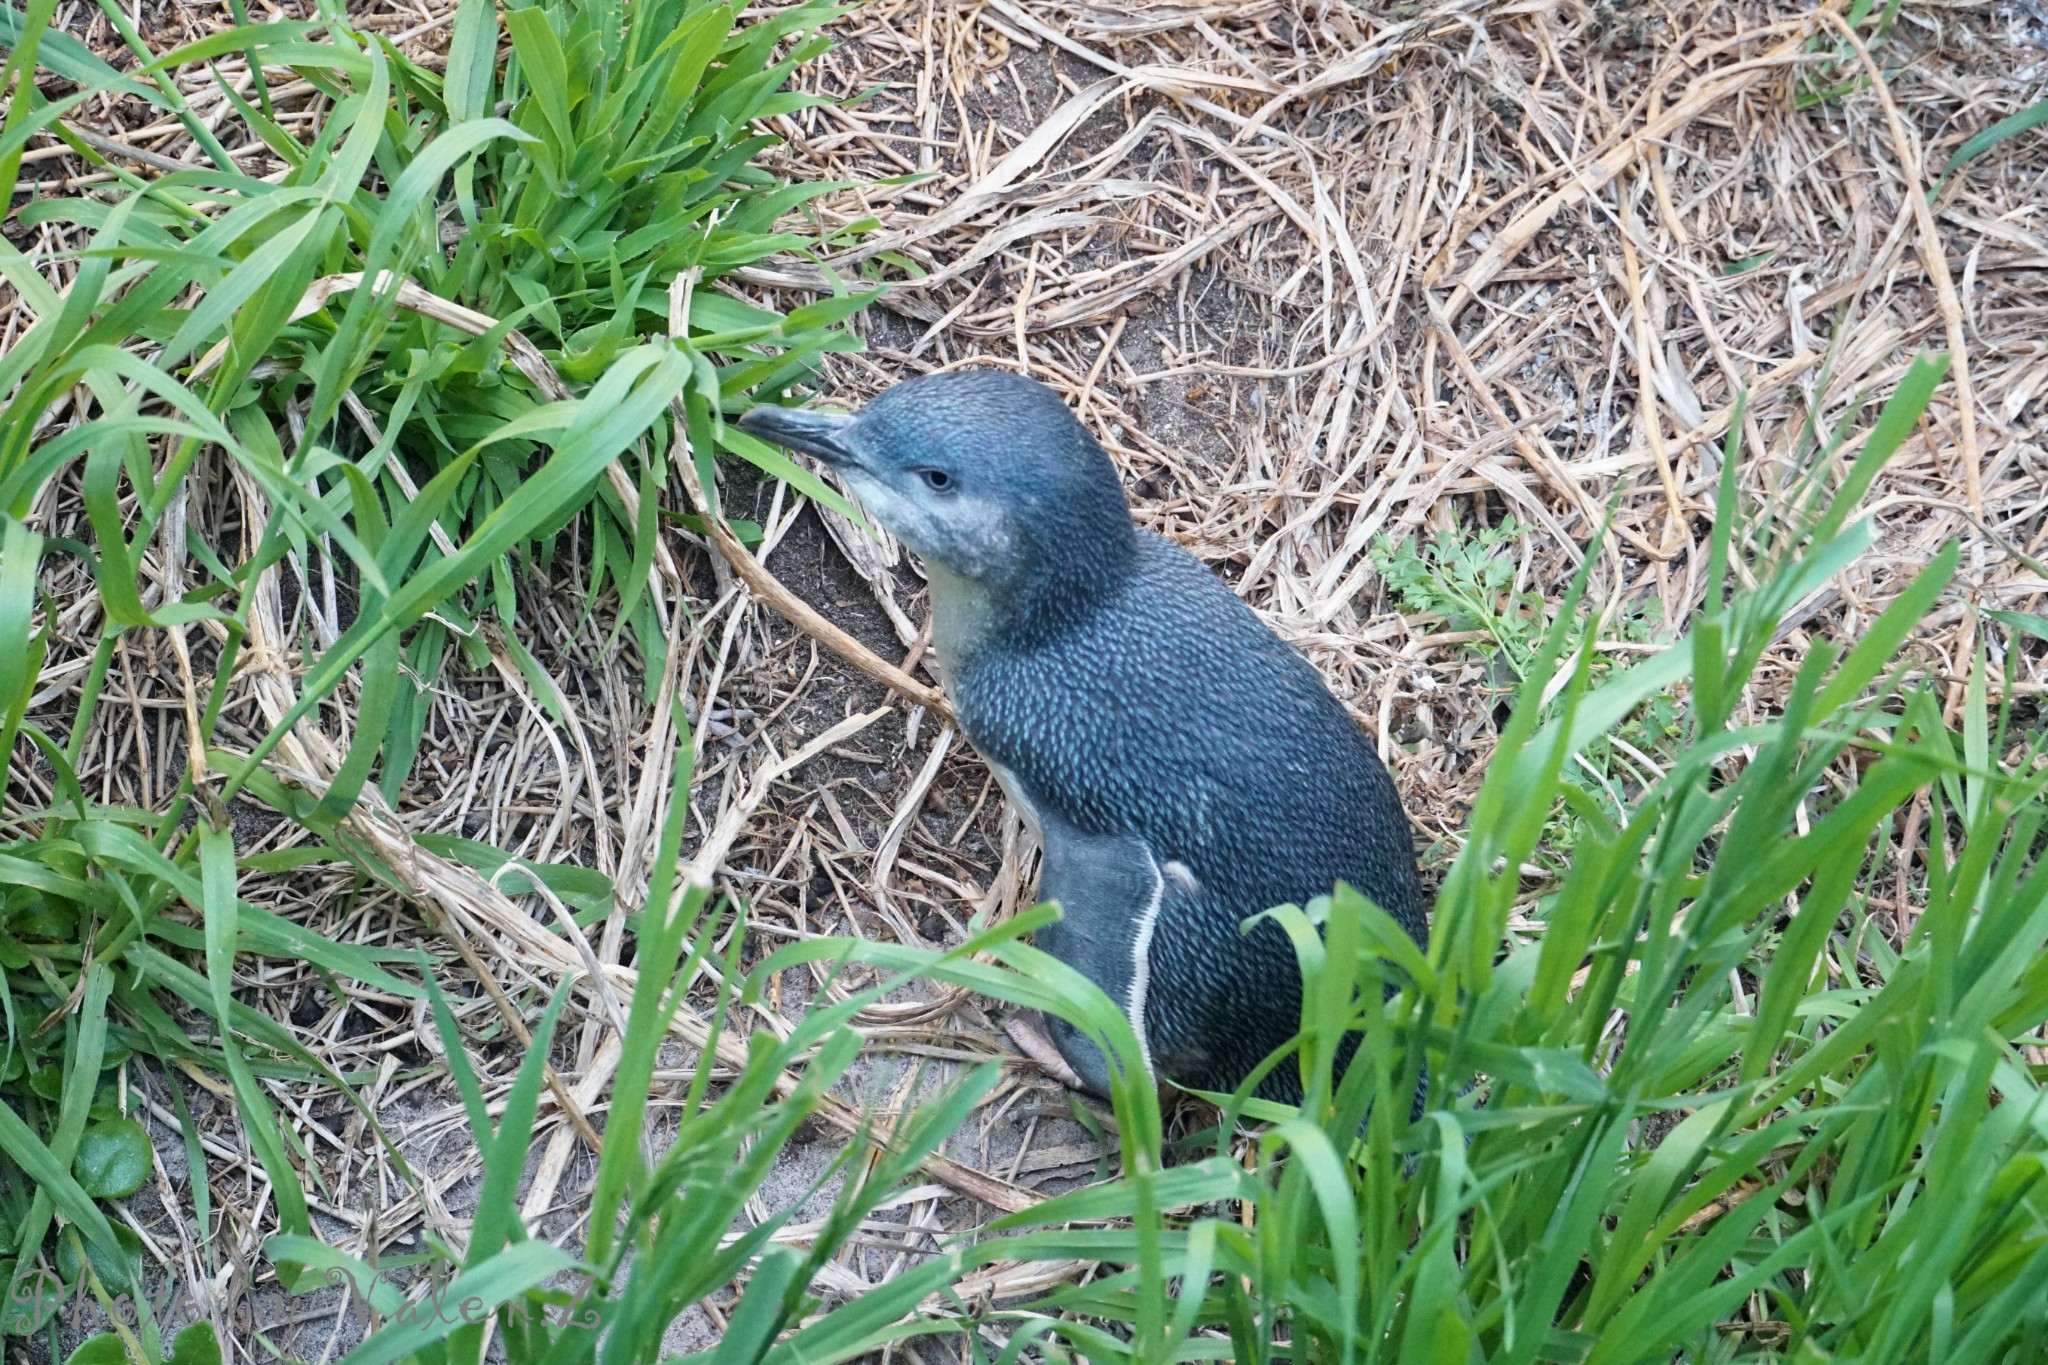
[738, 369, 1136, 601]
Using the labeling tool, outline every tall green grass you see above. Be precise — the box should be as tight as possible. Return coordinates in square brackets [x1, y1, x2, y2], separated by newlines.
[257, 751, 1053, 1365]
[0, 0, 873, 1354]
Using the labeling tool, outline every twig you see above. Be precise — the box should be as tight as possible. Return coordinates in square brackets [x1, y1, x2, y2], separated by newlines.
[1818, 8, 1982, 518]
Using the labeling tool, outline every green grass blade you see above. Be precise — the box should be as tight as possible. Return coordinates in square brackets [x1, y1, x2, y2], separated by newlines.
[197, 824, 315, 1273]
[1935, 98, 2048, 197]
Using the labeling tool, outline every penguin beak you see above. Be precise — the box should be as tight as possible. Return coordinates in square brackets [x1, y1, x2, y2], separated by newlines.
[736, 405, 859, 468]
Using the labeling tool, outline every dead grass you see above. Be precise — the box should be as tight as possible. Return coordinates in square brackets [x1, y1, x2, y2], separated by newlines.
[6, 0, 2047, 1357]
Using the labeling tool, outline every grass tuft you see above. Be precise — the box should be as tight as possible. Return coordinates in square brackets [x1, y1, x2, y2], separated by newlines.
[0, 0, 874, 1351]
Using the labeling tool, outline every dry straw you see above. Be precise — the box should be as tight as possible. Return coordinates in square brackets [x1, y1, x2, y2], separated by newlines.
[6, 0, 2044, 1341]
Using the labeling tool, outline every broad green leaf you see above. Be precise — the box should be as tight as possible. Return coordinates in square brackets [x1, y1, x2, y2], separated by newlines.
[168, 1322, 224, 1365]
[71, 1117, 152, 1199]
[0, 1099, 127, 1271]
[62, 1335, 130, 1365]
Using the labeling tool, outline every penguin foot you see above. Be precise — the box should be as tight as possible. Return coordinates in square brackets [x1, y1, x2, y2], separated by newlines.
[1002, 1010, 1087, 1091]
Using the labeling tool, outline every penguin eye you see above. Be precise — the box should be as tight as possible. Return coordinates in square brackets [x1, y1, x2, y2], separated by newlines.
[918, 468, 954, 491]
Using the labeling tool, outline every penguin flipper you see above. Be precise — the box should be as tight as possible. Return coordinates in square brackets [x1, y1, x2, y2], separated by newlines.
[1030, 807, 1168, 1097]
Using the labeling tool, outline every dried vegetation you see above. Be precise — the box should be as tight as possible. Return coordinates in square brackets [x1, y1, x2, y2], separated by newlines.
[5, 0, 2046, 1354]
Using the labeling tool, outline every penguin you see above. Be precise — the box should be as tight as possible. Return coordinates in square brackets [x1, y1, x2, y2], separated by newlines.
[738, 369, 1426, 1104]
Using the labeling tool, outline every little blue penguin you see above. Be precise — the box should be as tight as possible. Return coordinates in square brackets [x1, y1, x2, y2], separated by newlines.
[738, 369, 1426, 1104]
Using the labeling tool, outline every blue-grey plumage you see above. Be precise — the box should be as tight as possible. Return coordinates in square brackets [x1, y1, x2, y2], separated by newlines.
[738, 369, 1426, 1103]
